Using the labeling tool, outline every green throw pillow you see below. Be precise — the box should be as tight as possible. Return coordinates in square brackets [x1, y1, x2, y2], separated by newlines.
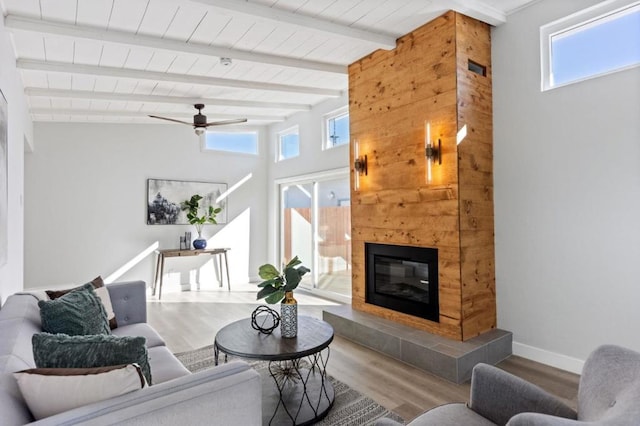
[38, 283, 111, 336]
[32, 333, 152, 385]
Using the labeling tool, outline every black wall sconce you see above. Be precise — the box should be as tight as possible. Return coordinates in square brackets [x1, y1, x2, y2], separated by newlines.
[353, 139, 368, 191]
[425, 122, 441, 183]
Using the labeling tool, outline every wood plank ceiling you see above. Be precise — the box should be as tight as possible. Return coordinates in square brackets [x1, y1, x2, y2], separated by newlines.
[0, 0, 537, 127]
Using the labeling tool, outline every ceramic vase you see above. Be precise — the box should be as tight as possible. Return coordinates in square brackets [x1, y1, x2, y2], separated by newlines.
[280, 291, 298, 338]
[193, 232, 207, 249]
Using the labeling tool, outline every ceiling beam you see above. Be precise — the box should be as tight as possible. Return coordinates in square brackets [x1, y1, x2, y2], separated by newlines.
[4, 14, 347, 75]
[17, 59, 343, 97]
[24, 88, 311, 111]
[189, 0, 398, 49]
[30, 108, 285, 122]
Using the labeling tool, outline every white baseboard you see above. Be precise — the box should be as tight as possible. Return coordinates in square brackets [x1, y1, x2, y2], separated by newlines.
[513, 341, 584, 374]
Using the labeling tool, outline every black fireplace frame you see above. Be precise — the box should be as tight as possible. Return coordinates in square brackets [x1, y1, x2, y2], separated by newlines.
[365, 243, 439, 322]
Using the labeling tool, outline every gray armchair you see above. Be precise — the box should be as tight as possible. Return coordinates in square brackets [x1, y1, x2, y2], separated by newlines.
[377, 345, 640, 426]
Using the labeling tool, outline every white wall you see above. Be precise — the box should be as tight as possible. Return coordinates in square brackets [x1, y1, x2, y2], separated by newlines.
[269, 94, 349, 180]
[0, 15, 34, 304]
[266, 94, 349, 264]
[25, 123, 268, 289]
[493, 0, 640, 372]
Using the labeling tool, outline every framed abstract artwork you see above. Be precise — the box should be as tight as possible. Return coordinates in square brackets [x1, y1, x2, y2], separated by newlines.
[147, 179, 227, 225]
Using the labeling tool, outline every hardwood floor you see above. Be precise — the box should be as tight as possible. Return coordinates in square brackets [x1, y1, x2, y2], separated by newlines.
[147, 284, 579, 422]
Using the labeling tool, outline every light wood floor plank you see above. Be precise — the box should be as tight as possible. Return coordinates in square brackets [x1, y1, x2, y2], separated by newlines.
[147, 287, 579, 421]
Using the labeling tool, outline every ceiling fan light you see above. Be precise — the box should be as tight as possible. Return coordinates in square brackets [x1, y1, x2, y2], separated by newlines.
[195, 128, 205, 136]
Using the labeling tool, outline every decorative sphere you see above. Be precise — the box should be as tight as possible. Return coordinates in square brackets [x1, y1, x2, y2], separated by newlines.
[251, 305, 280, 334]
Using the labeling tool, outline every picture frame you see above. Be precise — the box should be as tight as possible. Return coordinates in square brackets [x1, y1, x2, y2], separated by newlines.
[147, 179, 228, 225]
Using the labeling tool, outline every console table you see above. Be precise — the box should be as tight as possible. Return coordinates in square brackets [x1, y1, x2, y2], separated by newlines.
[214, 316, 335, 425]
[152, 248, 230, 300]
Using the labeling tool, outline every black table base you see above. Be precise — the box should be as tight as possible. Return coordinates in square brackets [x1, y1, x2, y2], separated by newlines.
[213, 316, 335, 426]
[263, 349, 334, 425]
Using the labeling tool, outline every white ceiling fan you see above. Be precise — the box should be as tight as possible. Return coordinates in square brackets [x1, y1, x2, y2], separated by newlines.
[149, 104, 247, 135]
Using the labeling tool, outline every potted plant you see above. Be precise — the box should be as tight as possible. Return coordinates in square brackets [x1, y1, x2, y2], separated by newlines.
[180, 194, 221, 249]
[257, 256, 310, 337]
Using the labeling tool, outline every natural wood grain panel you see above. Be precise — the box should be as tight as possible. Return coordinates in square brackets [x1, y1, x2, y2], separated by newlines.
[352, 199, 460, 217]
[354, 214, 460, 232]
[353, 298, 462, 340]
[459, 215, 494, 232]
[455, 13, 496, 341]
[350, 11, 494, 341]
[352, 230, 460, 250]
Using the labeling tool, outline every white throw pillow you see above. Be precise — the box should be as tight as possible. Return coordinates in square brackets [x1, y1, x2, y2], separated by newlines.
[93, 284, 117, 327]
[14, 364, 147, 420]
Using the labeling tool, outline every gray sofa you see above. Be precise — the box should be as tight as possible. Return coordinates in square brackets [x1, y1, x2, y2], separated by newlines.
[377, 344, 640, 425]
[0, 280, 262, 425]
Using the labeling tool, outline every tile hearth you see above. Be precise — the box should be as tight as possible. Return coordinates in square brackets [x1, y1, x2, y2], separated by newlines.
[323, 305, 512, 384]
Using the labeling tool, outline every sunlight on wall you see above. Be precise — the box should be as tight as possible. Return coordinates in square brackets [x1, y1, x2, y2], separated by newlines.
[216, 173, 253, 204]
[457, 124, 468, 145]
[207, 208, 251, 283]
[104, 241, 159, 284]
[291, 209, 312, 267]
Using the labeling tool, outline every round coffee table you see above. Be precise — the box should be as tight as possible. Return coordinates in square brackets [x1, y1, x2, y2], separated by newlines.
[214, 315, 335, 426]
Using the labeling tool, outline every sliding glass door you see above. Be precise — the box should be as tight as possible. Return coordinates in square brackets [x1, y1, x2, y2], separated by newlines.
[281, 182, 314, 288]
[278, 169, 351, 299]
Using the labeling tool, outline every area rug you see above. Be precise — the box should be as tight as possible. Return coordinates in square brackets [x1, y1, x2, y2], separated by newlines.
[175, 344, 405, 425]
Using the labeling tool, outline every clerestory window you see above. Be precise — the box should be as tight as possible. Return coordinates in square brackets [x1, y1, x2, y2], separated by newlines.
[541, 0, 640, 91]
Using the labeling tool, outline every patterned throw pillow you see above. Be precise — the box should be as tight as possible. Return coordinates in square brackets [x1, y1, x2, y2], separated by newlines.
[38, 283, 111, 336]
[46, 276, 118, 329]
[14, 364, 147, 420]
[32, 333, 152, 385]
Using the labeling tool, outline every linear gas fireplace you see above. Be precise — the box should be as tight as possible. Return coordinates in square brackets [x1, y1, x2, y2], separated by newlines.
[365, 243, 439, 322]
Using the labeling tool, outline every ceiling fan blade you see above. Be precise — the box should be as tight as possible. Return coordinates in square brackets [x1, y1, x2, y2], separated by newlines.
[148, 115, 193, 126]
[204, 118, 248, 127]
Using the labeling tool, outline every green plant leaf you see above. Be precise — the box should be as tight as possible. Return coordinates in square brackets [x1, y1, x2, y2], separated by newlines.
[259, 264, 280, 280]
[284, 267, 301, 290]
[297, 266, 310, 277]
[257, 286, 279, 300]
[257, 278, 280, 288]
[265, 289, 285, 304]
[285, 256, 302, 269]
[182, 194, 221, 226]
[284, 266, 310, 292]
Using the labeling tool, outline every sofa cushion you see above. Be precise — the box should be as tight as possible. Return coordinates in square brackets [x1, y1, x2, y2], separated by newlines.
[46, 276, 118, 329]
[112, 323, 166, 348]
[0, 318, 40, 364]
[147, 346, 190, 384]
[0, 293, 41, 325]
[14, 364, 147, 420]
[32, 333, 152, 385]
[38, 283, 111, 336]
[0, 355, 35, 425]
[408, 403, 497, 426]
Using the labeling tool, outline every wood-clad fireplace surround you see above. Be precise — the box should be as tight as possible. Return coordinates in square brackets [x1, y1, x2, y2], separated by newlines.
[349, 11, 495, 342]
